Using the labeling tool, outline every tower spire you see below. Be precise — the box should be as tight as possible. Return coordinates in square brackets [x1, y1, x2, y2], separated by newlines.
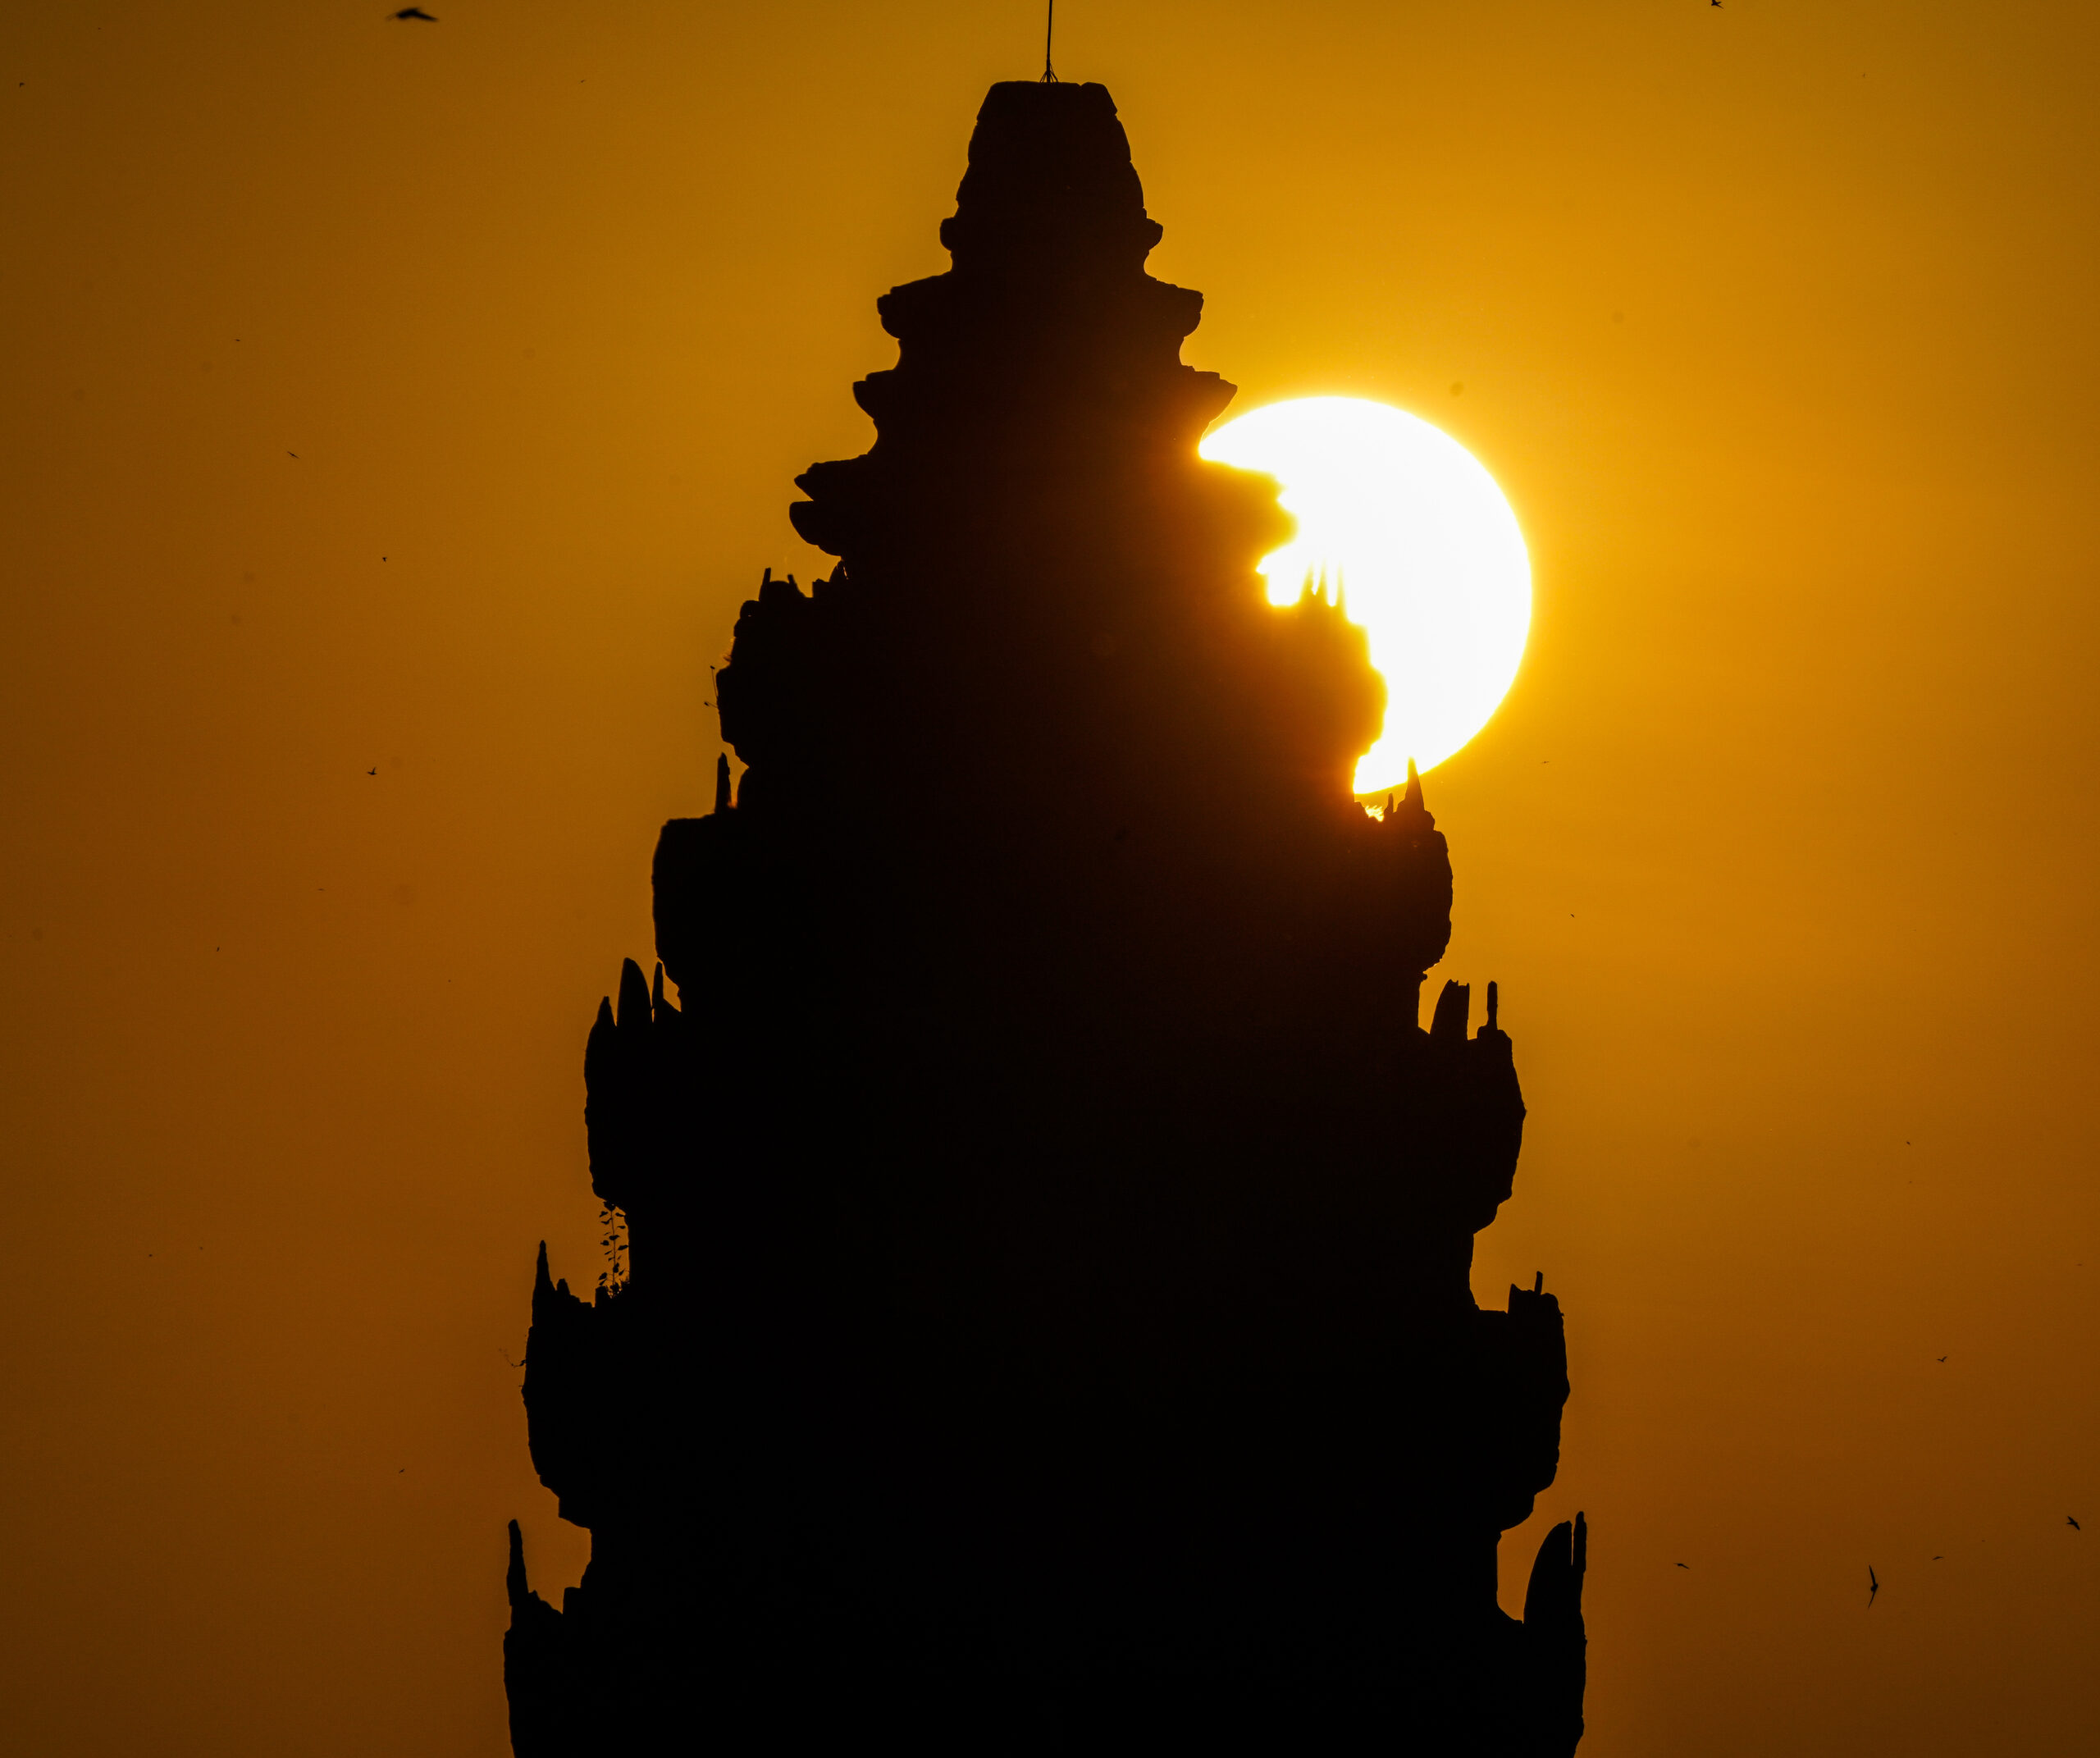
[1043, 0, 1057, 82]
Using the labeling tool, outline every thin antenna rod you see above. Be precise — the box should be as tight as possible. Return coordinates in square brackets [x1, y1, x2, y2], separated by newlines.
[1043, 0, 1057, 82]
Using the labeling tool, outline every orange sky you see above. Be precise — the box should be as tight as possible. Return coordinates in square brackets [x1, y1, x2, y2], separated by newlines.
[3, 3, 2098, 1752]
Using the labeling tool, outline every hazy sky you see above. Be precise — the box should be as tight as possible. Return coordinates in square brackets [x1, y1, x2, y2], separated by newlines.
[3, 3, 2097, 1752]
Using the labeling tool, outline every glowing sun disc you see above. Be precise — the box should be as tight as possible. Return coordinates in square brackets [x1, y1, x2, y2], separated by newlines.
[1200, 396, 1531, 795]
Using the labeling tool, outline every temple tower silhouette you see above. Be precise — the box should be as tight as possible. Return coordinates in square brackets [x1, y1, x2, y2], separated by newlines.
[504, 80, 1586, 1753]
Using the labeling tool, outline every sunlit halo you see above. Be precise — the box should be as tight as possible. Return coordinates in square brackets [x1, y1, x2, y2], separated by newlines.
[1200, 396, 1532, 795]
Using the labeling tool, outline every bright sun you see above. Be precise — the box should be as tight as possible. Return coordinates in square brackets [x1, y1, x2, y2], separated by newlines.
[1200, 396, 1532, 796]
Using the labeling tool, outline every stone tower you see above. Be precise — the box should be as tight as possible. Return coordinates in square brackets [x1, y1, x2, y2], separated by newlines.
[504, 80, 1585, 1754]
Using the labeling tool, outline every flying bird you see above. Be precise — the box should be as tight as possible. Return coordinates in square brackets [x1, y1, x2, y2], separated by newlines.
[366, 767, 377, 776]
[2070, 1516, 2082, 1531]
[1676, 1562, 1690, 1569]
[1867, 1564, 1879, 1607]
[390, 7, 438, 19]
[1932, 1555, 1943, 1561]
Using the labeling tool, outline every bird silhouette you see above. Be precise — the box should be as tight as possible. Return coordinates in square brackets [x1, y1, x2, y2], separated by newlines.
[1932, 1555, 1943, 1561]
[1936, 1355, 1947, 1363]
[366, 767, 377, 776]
[2070, 1516, 2082, 1531]
[1676, 1562, 1690, 1570]
[1867, 1564, 1879, 1607]
[390, 6, 438, 18]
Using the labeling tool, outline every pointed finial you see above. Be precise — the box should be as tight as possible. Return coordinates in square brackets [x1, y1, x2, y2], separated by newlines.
[617, 957, 651, 1030]
[1404, 756, 1422, 806]
[506, 1518, 528, 1609]
[1486, 979, 1499, 1030]
[714, 753, 732, 815]
[1430, 979, 1470, 1043]
[1043, 0, 1057, 81]
[534, 1240, 551, 1294]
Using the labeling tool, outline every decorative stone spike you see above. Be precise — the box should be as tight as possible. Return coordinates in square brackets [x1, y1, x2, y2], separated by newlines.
[615, 958, 651, 1033]
[1431, 978, 1472, 1042]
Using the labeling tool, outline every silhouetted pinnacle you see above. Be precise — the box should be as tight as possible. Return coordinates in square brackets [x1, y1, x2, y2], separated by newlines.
[938, 81, 1159, 275]
[615, 958, 650, 1031]
[505, 1519, 527, 1607]
[1431, 978, 1472, 1042]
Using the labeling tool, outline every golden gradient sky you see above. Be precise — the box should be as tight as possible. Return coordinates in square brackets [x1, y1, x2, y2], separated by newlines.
[4, 3, 2098, 1752]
